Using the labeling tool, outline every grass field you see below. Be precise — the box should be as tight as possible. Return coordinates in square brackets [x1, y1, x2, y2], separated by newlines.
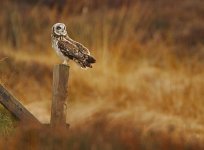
[0, 0, 204, 149]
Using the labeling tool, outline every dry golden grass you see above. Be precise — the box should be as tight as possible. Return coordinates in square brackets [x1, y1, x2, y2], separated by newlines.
[0, 0, 204, 149]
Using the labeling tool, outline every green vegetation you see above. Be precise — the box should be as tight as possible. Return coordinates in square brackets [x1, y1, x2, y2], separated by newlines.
[0, 105, 16, 136]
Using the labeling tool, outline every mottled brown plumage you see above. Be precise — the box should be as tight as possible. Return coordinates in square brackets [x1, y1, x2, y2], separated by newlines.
[51, 23, 96, 68]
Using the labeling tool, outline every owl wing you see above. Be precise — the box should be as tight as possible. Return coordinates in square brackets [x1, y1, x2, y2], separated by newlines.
[58, 40, 96, 68]
[65, 36, 90, 55]
[58, 40, 80, 60]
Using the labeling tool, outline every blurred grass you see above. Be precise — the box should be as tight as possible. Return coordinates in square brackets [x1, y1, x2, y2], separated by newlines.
[0, 0, 204, 149]
[0, 105, 16, 136]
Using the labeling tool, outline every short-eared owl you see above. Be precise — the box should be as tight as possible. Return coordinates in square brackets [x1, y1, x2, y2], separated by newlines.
[51, 23, 96, 68]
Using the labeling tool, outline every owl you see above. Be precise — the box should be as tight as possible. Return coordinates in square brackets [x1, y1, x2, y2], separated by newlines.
[51, 23, 96, 68]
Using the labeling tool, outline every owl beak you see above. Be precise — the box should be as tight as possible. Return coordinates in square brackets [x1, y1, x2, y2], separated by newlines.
[62, 30, 67, 36]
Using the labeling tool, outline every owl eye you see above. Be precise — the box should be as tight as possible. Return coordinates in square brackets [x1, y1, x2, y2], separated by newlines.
[56, 26, 61, 30]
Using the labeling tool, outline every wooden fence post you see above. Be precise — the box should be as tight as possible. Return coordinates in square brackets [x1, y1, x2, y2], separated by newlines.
[50, 64, 69, 128]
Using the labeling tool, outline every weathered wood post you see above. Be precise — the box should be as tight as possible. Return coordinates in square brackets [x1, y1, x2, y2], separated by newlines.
[0, 84, 41, 125]
[50, 64, 69, 128]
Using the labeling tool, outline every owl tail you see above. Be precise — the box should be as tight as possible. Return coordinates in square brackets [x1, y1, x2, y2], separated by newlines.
[74, 55, 96, 69]
[84, 55, 96, 68]
[87, 55, 96, 64]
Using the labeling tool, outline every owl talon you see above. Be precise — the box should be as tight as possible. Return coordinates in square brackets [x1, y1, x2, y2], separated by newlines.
[63, 60, 68, 65]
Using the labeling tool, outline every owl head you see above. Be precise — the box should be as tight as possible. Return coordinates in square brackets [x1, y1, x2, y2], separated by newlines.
[52, 23, 67, 36]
